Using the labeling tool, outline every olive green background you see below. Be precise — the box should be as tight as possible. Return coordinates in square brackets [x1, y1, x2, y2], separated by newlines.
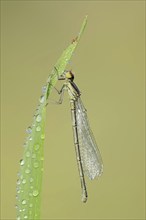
[1, 1, 145, 220]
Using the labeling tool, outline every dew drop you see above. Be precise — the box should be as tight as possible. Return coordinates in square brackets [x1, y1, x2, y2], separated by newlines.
[17, 189, 20, 194]
[29, 177, 33, 183]
[25, 168, 30, 174]
[29, 192, 32, 197]
[36, 115, 42, 122]
[34, 144, 40, 151]
[26, 151, 30, 157]
[20, 175, 23, 180]
[25, 138, 28, 143]
[33, 190, 39, 197]
[22, 179, 26, 184]
[30, 185, 33, 189]
[39, 95, 45, 103]
[42, 85, 47, 94]
[23, 143, 27, 148]
[40, 156, 44, 161]
[17, 216, 20, 220]
[41, 134, 45, 140]
[17, 179, 21, 185]
[29, 136, 32, 141]
[22, 199, 26, 205]
[17, 172, 20, 177]
[29, 203, 33, 208]
[32, 153, 36, 159]
[24, 215, 28, 219]
[47, 76, 51, 83]
[36, 126, 41, 132]
[15, 205, 18, 209]
[33, 161, 39, 168]
[20, 159, 25, 166]
[16, 186, 20, 191]
[35, 107, 39, 116]
[26, 126, 32, 134]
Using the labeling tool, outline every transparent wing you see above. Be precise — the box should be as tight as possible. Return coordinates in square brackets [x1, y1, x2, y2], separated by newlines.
[75, 98, 103, 180]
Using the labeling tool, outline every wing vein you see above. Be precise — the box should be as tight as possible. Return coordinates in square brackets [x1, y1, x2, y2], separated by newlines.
[75, 98, 103, 180]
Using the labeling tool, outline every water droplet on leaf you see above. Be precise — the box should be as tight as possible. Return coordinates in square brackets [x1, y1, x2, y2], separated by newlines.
[17, 189, 20, 194]
[20, 159, 25, 166]
[36, 126, 41, 132]
[47, 76, 51, 83]
[36, 115, 42, 122]
[25, 168, 30, 174]
[34, 144, 40, 151]
[39, 95, 45, 103]
[42, 85, 47, 94]
[23, 143, 27, 148]
[40, 156, 44, 161]
[26, 151, 30, 157]
[22, 179, 26, 184]
[29, 136, 32, 141]
[32, 153, 36, 159]
[22, 199, 26, 205]
[33, 161, 39, 168]
[29, 203, 33, 208]
[26, 126, 32, 134]
[29, 177, 33, 182]
[17, 172, 20, 176]
[33, 190, 39, 197]
[17, 179, 21, 185]
[41, 134, 45, 139]
[20, 175, 23, 179]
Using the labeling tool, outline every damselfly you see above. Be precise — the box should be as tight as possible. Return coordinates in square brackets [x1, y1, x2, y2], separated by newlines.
[56, 70, 103, 203]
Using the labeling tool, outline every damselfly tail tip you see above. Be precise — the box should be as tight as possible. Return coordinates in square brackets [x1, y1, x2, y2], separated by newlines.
[82, 195, 88, 203]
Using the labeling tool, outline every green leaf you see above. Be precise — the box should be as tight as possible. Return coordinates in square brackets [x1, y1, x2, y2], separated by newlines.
[16, 15, 87, 220]
[46, 15, 88, 99]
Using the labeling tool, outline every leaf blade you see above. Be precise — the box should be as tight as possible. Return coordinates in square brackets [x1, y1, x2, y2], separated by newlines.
[16, 16, 87, 220]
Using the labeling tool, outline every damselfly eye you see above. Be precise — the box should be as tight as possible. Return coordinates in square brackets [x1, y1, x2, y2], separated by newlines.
[65, 70, 74, 81]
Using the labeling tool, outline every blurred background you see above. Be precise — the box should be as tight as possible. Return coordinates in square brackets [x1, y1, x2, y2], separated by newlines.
[1, 1, 145, 219]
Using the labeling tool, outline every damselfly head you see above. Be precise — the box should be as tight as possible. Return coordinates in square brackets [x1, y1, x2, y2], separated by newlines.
[65, 70, 74, 81]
